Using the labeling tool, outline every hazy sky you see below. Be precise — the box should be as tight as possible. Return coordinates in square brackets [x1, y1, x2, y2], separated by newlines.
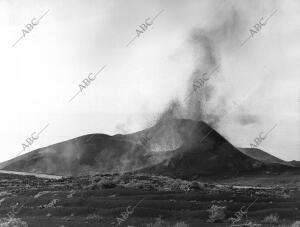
[0, 0, 299, 162]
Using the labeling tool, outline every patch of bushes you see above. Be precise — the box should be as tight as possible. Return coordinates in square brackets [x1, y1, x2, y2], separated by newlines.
[97, 179, 116, 189]
[145, 217, 171, 227]
[291, 221, 300, 227]
[0, 217, 28, 227]
[84, 178, 117, 190]
[190, 181, 201, 190]
[0, 204, 28, 227]
[38, 199, 60, 209]
[207, 205, 226, 223]
[145, 217, 189, 227]
[262, 214, 279, 225]
[173, 221, 189, 227]
[234, 221, 261, 227]
[85, 213, 102, 223]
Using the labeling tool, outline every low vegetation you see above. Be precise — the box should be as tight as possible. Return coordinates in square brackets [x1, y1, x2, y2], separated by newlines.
[0, 217, 28, 227]
[173, 221, 189, 227]
[207, 205, 226, 223]
[0, 203, 28, 227]
[291, 221, 300, 227]
[0, 172, 298, 226]
[262, 214, 279, 225]
[145, 217, 189, 227]
[145, 217, 170, 227]
[85, 213, 102, 223]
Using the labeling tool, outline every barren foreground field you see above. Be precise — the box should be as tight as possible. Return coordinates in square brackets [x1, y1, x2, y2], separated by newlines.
[0, 171, 300, 227]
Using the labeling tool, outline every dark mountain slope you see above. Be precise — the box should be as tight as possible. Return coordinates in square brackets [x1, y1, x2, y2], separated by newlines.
[137, 120, 260, 179]
[1, 134, 157, 176]
[239, 147, 289, 165]
[1, 119, 296, 178]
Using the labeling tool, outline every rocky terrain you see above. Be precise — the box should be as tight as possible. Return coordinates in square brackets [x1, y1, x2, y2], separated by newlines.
[0, 171, 299, 226]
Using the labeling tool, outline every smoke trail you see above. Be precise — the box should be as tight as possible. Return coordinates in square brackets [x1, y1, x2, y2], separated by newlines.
[183, 8, 246, 128]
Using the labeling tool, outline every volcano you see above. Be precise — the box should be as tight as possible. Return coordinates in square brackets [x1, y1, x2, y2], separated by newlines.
[0, 119, 296, 178]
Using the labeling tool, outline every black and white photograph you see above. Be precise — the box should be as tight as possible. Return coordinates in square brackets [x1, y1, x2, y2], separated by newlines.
[0, 0, 299, 226]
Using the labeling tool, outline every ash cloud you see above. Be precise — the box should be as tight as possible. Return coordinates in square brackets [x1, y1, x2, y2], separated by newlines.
[158, 5, 261, 130]
[184, 7, 245, 129]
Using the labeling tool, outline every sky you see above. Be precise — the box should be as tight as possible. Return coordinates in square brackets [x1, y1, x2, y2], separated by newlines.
[0, 0, 299, 162]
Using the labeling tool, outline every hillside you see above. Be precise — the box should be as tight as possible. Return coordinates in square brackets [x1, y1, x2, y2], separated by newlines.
[0, 119, 297, 178]
[239, 148, 289, 165]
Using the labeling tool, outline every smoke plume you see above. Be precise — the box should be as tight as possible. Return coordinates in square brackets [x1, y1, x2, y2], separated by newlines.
[157, 5, 261, 130]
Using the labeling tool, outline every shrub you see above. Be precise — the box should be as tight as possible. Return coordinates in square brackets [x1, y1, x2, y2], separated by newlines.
[0, 217, 28, 227]
[173, 221, 189, 227]
[39, 199, 60, 209]
[262, 214, 279, 224]
[91, 175, 101, 182]
[137, 182, 155, 191]
[190, 181, 201, 190]
[178, 184, 191, 192]
[85, 213, 102, 223]
[207, 205, 226, 223]
[97, 179, 116, 189]
[291, 221, 300, 227]
[239, 221, 262, 227]
[145, 217, 171, 227]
